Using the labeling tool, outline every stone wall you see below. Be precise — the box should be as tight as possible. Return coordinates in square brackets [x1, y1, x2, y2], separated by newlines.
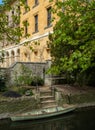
[0, 60, 52, 87]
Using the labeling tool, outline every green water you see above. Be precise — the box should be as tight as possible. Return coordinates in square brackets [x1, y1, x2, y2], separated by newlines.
[0, 109, 95, 130]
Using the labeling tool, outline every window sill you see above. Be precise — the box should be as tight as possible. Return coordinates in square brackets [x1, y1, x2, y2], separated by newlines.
[44, 24, 52, 30]
[32, 30, 39, 34]
[32, 3, 39, 8]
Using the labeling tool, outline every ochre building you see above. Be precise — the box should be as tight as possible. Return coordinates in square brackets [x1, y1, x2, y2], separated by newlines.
[0, 0, 55, 67]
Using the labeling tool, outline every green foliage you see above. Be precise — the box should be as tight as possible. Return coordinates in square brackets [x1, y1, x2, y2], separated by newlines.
[0, 78, 6, 92]
[0, 1, 21, 44]
[14, 65, 44, 87]
[14, 64, 32, 86]
[18, 87, 33, 96]
[49, 0, 95, 86]
[31, 76, 44, 86]
[85, 67, 95, 86]
[18, 87, 26, 95]
[0, 73, 6, 92]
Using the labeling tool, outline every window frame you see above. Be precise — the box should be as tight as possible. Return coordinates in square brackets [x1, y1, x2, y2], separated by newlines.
[34, 14, 39, 33]
[47, 7, 52, 27]
[33, 0, 39, 8]
[35, 0, 39, 5]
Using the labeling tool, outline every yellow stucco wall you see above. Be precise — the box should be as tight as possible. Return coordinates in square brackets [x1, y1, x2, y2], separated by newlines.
[20, 0, 54, 62]
[0, 0, 55, 67]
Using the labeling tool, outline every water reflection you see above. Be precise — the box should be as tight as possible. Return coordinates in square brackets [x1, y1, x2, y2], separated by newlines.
[0, 109, 95, 130]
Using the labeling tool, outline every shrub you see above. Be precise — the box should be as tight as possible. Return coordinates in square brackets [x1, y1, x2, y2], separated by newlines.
[25, 90, 33, 96]
[31, 76, 44, 86]
[0, 78, 6, 92]
[18, 87, 33, 96]
[14, 64, 32, 86]
[18, 87, 28, 95]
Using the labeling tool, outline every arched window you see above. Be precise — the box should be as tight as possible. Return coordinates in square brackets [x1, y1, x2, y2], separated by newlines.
[17, 49, 20, 61]
[6, 52, 9, 67]
[11, 50, 15, 64]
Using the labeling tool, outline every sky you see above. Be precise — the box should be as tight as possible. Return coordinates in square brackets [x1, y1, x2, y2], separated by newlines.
[0, 0, 2, 4]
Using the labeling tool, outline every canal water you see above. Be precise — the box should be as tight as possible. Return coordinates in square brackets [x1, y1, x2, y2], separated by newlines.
[0, 108, 95, 130]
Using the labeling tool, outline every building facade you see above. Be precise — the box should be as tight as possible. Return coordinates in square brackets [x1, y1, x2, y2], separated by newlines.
[0, 0, 54, 68]
[0, 0, 20, 67]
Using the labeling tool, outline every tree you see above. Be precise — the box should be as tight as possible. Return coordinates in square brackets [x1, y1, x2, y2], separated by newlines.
[0, 0, 22, 43]
[49, 0, 95, 86]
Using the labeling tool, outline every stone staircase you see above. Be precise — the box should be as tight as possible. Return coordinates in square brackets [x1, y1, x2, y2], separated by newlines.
[39, 87, 57, 109]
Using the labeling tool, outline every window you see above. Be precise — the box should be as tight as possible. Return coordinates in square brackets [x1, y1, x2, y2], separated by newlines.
[47, 7, 52, 27]
[18, 6, 20, 14]
[33, 0, 39, 8]
[35, 0, 38, 5]
[12, 10, 14, 15]
[34, 15, 38, 32]
[11, 10, 15, 27]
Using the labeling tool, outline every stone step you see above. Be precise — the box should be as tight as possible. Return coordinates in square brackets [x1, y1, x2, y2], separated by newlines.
[41, 100, 57, 108]
[40, 95, 54, 102]
[40, 90, 51, 93]
[39, 87, 50, 91]
[39, 87, 57, 109]
[40, 90, 52, 96]
[41, 100, 56, 104]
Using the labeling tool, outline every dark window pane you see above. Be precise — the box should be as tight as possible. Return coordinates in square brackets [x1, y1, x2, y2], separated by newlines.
[35, 15, 38, 32]
[47, 7, 51, 26]
[35, 0, 38, 5]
